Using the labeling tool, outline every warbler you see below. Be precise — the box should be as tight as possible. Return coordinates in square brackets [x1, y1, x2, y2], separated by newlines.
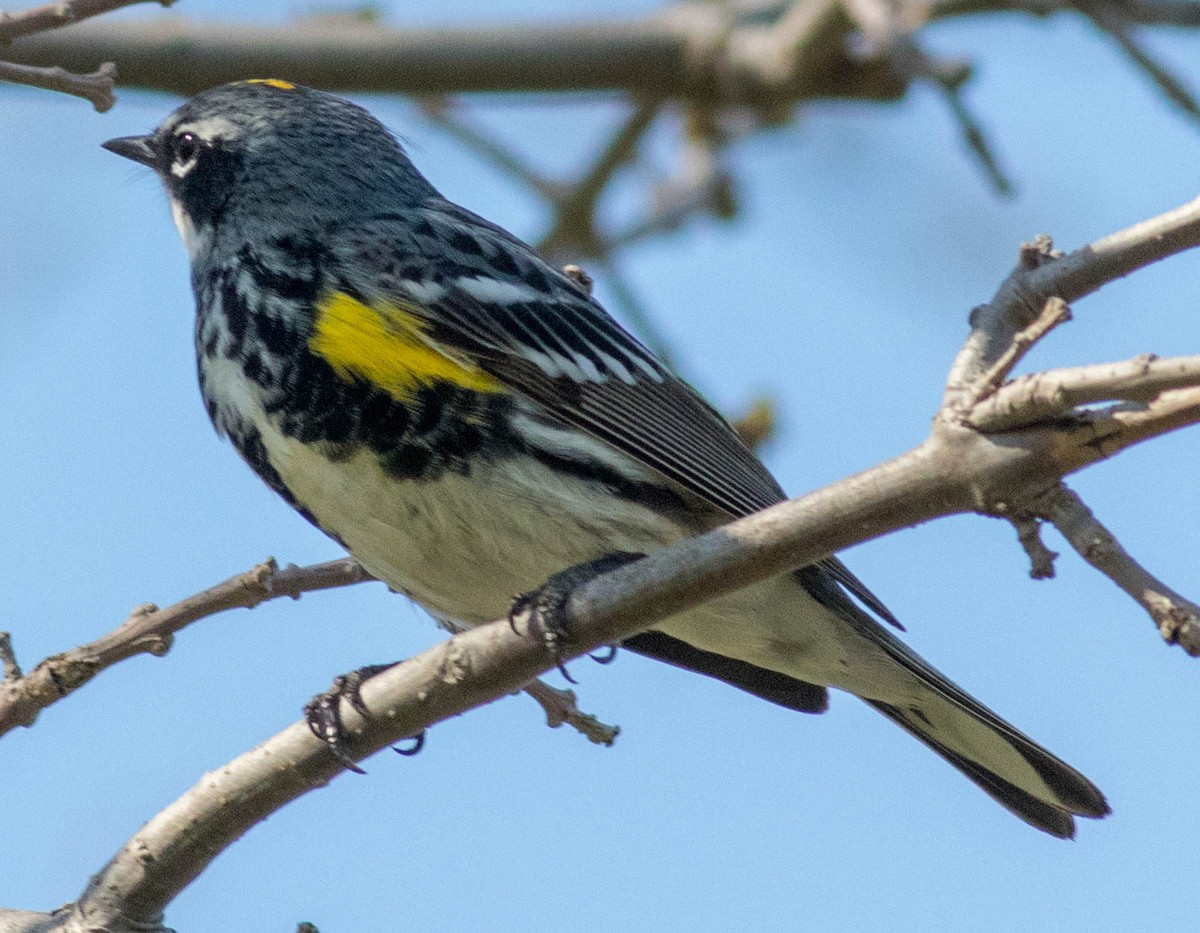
[103, 80, 1107, 837]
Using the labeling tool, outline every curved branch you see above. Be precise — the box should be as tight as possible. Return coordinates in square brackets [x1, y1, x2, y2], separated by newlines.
[0, 558, 375, 738]
[1032, 484, 1200, 654]
[7, 190, 1200, 931]
[0, 0, 173, 45]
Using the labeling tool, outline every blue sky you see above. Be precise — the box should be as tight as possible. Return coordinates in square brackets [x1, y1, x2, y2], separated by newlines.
[3, 3, 1200, 931]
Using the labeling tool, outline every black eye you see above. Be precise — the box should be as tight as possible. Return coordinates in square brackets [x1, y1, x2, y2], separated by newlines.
[175, 132, 201, 164]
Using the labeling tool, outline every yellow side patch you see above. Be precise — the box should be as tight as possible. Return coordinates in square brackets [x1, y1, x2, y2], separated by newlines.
[309, 291, 502, 402]
[242, 78, 297, 90]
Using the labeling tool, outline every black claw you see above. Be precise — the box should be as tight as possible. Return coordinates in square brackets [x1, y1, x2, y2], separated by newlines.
[589, 644, 619, 665]
[510, 552, 646, 671]
[392, 731, 426, 757]
[556, 660, 579, 684]
[507, 594, 528, 635]
[304, 662, 398, 773]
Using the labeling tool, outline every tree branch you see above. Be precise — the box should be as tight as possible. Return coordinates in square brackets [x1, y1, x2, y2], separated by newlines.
[943, 196, 1200, 412]
[0, 8, 911, 103]
[0, 58, 115, 108]
[1032, 484, 1200, 653]
[6, 1, 1197, 105]
[0, 558, 375, 738]
[0, 554, 617, 746]
[971, 351, 1200, 430]
[6, 189, 1200, 929]
[0, 0, 173, 45]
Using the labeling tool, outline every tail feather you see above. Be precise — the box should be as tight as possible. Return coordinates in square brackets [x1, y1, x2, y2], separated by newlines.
[793, 567, 1108, 834]
[866, 699, 1105, 838]
[848, 623, 1109, 833]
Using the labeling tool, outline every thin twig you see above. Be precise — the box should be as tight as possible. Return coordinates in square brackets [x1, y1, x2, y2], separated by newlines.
[0, 0, 173, 45]
[0, 58, 115, 109]
[930, 63, 1015, 195]
[1080, 0, 1200, 124]
[0, 551, 628, 747]
[538, 98, 664, 261]
[1009, 513, 1059, 579]
[1032, 484, 1200, 654]
[417, 97, 559, 201]
[944, 195, 1200, 412]
[969, 295, 1073, 405]
[843, 0, 1015, 194]
[0, 632, 22, 681]
[522, 680, 620, 746]
[573, 99, 664, 216]
[970, 351, 1200, 430]
[0, 558, 376, 737]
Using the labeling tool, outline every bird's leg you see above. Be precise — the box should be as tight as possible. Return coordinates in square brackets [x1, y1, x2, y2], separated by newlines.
[509, 551, 646, 679]
[304, 662, 425, 771]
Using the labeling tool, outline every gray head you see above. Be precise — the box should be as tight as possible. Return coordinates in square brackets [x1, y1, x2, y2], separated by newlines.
[103, 80, 438, 257]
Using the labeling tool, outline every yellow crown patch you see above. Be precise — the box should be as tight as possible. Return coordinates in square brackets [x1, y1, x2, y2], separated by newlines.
[241, 78, 297, 91]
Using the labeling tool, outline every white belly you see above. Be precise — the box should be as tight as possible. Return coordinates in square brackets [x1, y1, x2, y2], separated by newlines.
[203, 356, 894, 694]
[262, 428, 688, 625]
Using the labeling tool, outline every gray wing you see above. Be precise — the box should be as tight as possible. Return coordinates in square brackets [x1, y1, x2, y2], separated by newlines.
[334, 201, 899, 627]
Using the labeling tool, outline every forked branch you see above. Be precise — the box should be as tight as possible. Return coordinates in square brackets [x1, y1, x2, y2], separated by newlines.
[5, 191, 1200, 932]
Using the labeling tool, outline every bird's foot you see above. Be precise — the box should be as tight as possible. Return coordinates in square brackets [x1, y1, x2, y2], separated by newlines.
[304, 662, 425, 772]
[508, 552, 646, 680]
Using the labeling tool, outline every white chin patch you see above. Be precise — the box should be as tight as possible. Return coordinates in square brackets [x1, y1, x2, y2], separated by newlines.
[170, 200, 211, 261]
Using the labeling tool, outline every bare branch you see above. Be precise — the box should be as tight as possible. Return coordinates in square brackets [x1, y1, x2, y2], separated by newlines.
[969, 295, 1073, 404]
[1032, 484, 1200, 654]
[538, 98, 664, 260]
[9, 190, 1200, 927]
[928, 60, 1014, 195]
[522, 679, 620, 746]
[944, 195, 1200, 412]
[1009, 513, 1059, 579]
[0, 11, 912, 103]
[0, 0, 173, 45]
[843, 0, 1016, 192]
[970, 351, 1200, 430]
[1075, 385, 1200, 457]
[0, 557, 376, 738]
[930, 0, 1200, 23]
[0, 632, 22, 681]
[1079, 0, 1200, 124]
[0, 552, 618, 749]
[0, 58, 115, 109]
[417, 97, 558, 201]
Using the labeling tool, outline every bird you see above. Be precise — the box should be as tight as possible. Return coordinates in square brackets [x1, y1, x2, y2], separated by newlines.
[102, 79, 1108, 837]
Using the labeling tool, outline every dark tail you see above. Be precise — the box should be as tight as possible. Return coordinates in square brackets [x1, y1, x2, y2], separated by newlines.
[622, 630, 829, 714]
[865, 698, 1109, 838]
